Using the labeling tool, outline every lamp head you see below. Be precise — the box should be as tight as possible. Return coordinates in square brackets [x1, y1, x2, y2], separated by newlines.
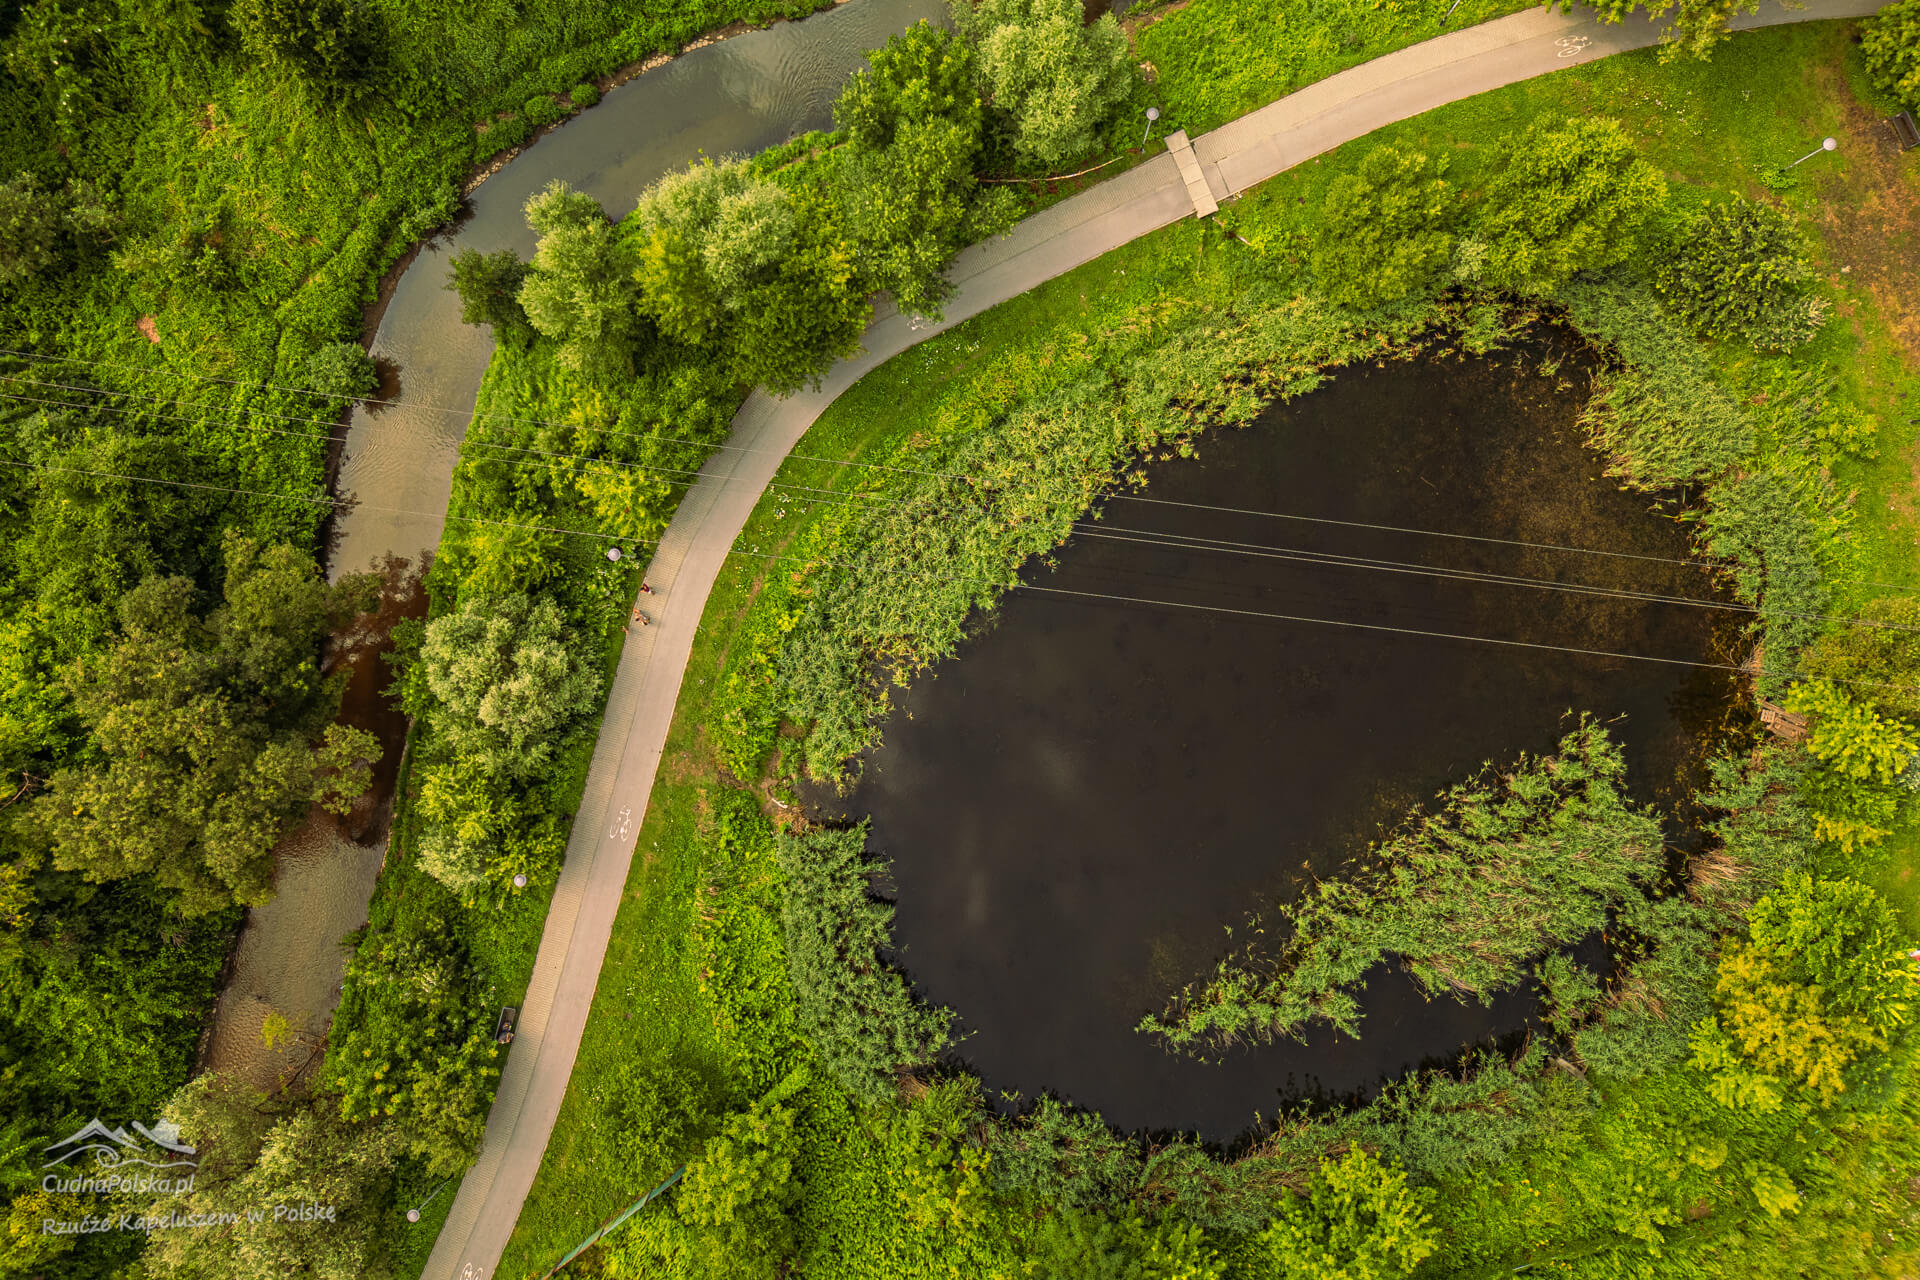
[1147, 107, 1160, 121]
[1822, 136, 1837, 151]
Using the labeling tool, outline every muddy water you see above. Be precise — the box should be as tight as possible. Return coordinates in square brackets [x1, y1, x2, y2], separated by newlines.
[821, 335, 1749, 1142]
[204, 0, 943, 1086]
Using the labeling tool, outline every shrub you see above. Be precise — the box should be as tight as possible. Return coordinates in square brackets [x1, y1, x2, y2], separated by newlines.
[303, 340, 379, 403]
[230, 0, 380, 98]
[1862, 0, 1920, 109]
[775, 824, 951, 1105]
[0, 172, 116, 285]
[1474, 117, 1667, 294]
[518, 180, 642, 379]
[569, 80, 602, 108]
[953, 0, 1135, 169]
[1781, 679, 1918, 851]
[524, 93, 565, 128]
[1804, 595, 1920, 724]
[1654, 198, 1825, 350]
[1244, 1147, 1437, 1280]
[1309, 145, 1454, 307]
[1688, 874, 1913, 1110]
[988, 1096, 1143, 1209]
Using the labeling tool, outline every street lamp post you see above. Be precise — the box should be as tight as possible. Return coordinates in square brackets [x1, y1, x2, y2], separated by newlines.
[1141, 106, 1160, 150]
[1789, 136, 1838, 167]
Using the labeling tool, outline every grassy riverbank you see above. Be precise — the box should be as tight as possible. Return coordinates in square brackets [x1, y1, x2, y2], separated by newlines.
[497, 16, 1920, 1278]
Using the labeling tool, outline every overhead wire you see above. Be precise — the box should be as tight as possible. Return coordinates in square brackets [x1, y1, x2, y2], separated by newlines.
[8, 378, 1920, 639]
[4, 451, 1919, 696]
[10, 343, 1919, 595]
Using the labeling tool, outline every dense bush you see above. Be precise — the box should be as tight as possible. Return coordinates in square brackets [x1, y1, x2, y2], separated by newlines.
[1803, 595, 1920, 724]
[230, 0, 381, 98]
[775, 824, 951, 1105]
[519, 181, 643, 379]
[1239, 1147, 1437, 1279]
[953, 0, 1135, 169]
[1474, 117, 1667, 294]
[1143, 722, 1664, 1051]
[303, 340, 380, 403]
[1309, 144, 1455, 307]
[1655, 198, 1826, 350]
[0, 171, 116, 285]
[1862, 0, 1920, 108]
[1781, 679, 1918, 851]
[447, 247, 536, 351]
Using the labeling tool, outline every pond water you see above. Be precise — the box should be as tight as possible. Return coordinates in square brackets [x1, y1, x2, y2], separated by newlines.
[813, 334, 1750, 1142]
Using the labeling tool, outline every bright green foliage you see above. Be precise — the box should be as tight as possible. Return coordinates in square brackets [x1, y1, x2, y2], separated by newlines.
[518, 181, 642, 379]
[1862, 0, 1920, 108]
[325, 916, 501, 1176]
[1690, 874, 1913, 1110]
[1145, 722, 1664, 1051]
[0, 172, 115, 285]
[1474, 117, 1668, 294]
[1697, 469, 1832, 692]
[953, 0, 1135, 169]
[418, 591, 601, 781]
[670, 1072, 809, 1273]
[724, 188, 871, 394]
[570, 80, 601, 107]
[1309, 145, 1455, 307]
[133, 1073, 406, 1280]
[1654, 198, 1824, 350]
[775, 824, 951, 1106]
[413, 753, 566, 894]
[1245, 1148, 1437, 1280]
[302, 340, 378, 403]
[1567, 0, 1761, 61]
[1803, 596, 1920, 724]
[693, 792, 803, 1092]
[27, 539, 379, 916]
[447, 248, 535, 352]
[1783, 679, 1918, 851]
[230, 0, 379, 98]
[836, 23, 983, 315]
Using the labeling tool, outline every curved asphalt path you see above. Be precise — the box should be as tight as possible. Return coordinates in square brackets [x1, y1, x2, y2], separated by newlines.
[426, 1, 1881, 1274]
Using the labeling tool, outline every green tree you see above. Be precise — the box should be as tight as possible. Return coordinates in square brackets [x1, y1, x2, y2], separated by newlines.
[0, 172, 116, 286]
[417, 592, 601, 780]
[132, 1073, 406, 1279]
[302, 340, 378, 403]
[445, 248, 535, 351]
[517, 181, 642, 379]
[1309, 145, 1455, 307]
[954, 0, 1135, 169]
[1654, 198, 1824, 349]
[835, 22, 983, 314]
[1569, 0, 1760, 61]
[1689, 874, 1914, 1110]
[728, 190, 872, 393]
[1246, 1147, 1437, 1280]
[1862, 0, 1920, 107]
[674, 1086, 804, 1272]
[26, 539, 379, 916]
[1474, 116, 1667, 294]
[230, 0, 379, 97]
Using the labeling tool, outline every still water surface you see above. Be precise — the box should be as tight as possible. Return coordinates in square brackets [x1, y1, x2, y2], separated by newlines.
[820, 337, 1747, 1141]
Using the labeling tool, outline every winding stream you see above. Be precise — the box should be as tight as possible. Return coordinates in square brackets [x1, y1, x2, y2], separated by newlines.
[201, 0, 944, 1089]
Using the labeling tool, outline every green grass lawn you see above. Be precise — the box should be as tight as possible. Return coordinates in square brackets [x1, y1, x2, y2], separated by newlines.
[498, 17, 1920, 1276]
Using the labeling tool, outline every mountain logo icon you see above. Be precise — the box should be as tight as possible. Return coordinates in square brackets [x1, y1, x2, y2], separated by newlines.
[42, 1118, 199, 1170]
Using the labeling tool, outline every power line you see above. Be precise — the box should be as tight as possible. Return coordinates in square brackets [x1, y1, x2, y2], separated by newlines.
[12, 343, 1916, 596]
[5, 452, 1917, 695]
[12, 381, 1919, 640]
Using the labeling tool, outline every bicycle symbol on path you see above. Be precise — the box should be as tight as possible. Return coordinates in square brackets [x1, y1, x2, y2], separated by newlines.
[460, 1263, 487, 1280]
[1555, 34, 1591, 57]
[609, 805, 634, 843]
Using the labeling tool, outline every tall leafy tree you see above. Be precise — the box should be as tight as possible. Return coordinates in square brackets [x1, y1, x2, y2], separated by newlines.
[446, 247, 536, 351]
[953, 0, 1135, 169]
[417, 591, 601, 780]
[26, 538, 380, 916]
[518, 181, 642, 379]
[1473, 116, 1667, 295]
[1654, 197, 1824, 350]
[230, 0, 380, 98]
[1247, 1147, 1437, 1280]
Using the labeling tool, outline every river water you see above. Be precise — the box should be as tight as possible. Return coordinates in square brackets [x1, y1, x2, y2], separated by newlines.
[203, 0, 944, 1088]
[817, 334, 1751, 1142]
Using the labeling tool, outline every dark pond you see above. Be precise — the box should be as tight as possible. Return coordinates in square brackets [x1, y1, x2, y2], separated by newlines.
[810, 331, 1751, 1142]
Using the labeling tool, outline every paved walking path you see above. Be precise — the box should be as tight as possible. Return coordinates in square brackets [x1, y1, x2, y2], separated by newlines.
[425, 1, 1878, 1273]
